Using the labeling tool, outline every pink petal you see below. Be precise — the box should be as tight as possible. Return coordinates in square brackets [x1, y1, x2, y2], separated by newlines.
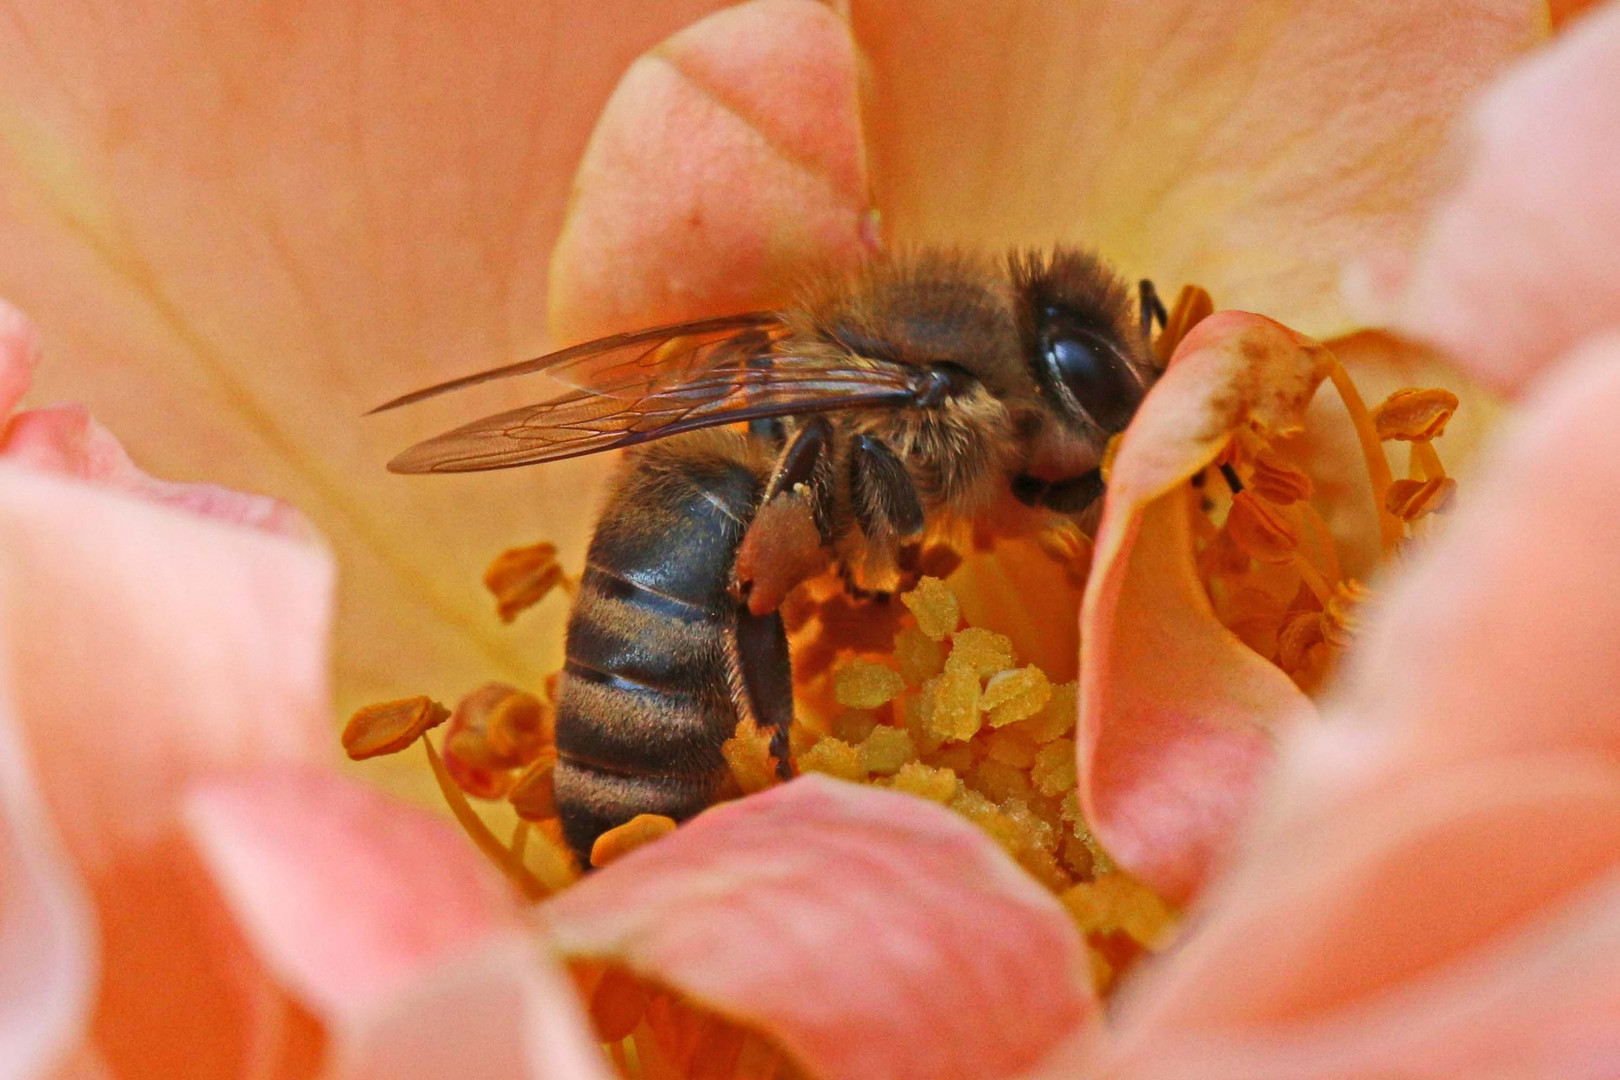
[1096, 755, 1620, 1079]
[329, 933, 612, 1080]
[853, 0, 1540, 338]
[547, 0, 873, 343]
[543, 775, 1094, 1080]
[0, 465, 332, 870]
[0, 703, 94, 1080]
[1331, 331, 1620, 783]
[0, 298, 41, 417]
[183, 767, 516, 1024]
[2, 405, 311, 540]
[1080, 313, 1325, 903]
[0, 1, 731, 716]
[1389, 3, 1620, 391]
[1071, 333, 1620, 1077]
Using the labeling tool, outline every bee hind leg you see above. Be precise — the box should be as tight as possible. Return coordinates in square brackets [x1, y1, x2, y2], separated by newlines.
[1139, 278, 1169, 341]
[733, 418, 834, 615]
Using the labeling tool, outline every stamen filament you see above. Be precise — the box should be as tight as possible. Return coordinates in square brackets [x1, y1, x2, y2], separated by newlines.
[423, 739, 550, 901]
[1411, 439, 1447, 481]
[1325, 354, 1402, 554]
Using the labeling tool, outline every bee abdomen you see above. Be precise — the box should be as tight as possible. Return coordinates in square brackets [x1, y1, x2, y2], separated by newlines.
[554, 437, 771, 864]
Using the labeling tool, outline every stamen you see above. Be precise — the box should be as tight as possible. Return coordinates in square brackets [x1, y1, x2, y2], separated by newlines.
[1385, 477, 1458, 522]
[1224, 492, 1300, 564]
[340, 696, 449, 760]
[422, 739, 551, 900]
[1324, 354, 1402, 554]
[1372, 387, 1460, 442]
[483, 541, 576, 623]
[591, 814, 679, 868]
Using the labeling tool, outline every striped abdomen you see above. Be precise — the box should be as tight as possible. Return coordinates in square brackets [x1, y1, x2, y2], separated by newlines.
[553, 431, 792, 866]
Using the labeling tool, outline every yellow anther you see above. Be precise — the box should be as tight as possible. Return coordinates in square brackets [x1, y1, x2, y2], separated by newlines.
[590, 813, 678, 868]
[799, 734, 865, 782]
[950, 627, 1017, 676]
[1372, 387, 1460, 442]
[483, 541, 573, 623]
[341, 696, 449, 760]
[982, 665, 1053, 727]
[1275, 611, 1326, 672]
[1385, 476, 1458, 522]
[1224, 491, 1300, 565]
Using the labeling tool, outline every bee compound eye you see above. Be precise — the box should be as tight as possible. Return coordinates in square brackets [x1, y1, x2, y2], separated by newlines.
[1044, 333, 1142, 433]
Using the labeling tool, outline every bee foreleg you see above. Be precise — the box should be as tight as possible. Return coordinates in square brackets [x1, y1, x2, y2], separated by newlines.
[733, 419, 835, 615]
[1139, 278, 1169, 341]
[1011, 469, 1104, 514]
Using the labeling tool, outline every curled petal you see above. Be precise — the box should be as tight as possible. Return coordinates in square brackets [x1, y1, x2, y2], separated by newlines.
[548, 0, 874, 343]
[542, 775, 1095, 1080]
[0, 700, 94, 1080]
[0, 465, 333, 868]
[183, 768, 517, 1024]
[1389, 3, 1620, 391]
[853, 0, 1541, 337]
[1080, 313, 1325, 903]
[329, 932, 613, 1080]
[1322, 331, 1620, 791]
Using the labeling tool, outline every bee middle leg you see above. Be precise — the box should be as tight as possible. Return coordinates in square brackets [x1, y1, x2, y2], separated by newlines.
[844, 434, 927, 595]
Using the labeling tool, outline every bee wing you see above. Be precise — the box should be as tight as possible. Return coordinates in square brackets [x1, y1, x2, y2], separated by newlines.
[368, 313, 788, 411]
[385, 355, 925, 473]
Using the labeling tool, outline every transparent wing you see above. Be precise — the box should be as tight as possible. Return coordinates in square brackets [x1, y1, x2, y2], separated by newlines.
[386, 354, 925, 473]
[368, 313, 788, 411]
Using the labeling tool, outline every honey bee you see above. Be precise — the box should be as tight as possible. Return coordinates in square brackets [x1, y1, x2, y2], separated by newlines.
[376, 248, 1164, 865]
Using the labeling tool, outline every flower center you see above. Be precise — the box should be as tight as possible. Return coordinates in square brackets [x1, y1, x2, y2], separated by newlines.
[341, 287, 1463, 1077]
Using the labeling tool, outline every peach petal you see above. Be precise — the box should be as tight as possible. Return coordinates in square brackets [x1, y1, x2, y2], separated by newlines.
[1, 405, 312, 539]
[1331, 331, 1620, 781]
[853, 0, 1540, 338]
[1097, 753, 1620, 1079]
[0, 298, 41, 418]
[1391, 3, 1620, 391]
[0, 702, 94, 1080]
[183, 768, 516, 1024]
[547, 0, 873, 344]
[330, 933, 612, 1080]
[542, 775, 1094, 1080]
[0, 464, 333, 869]
[0, 1, 730, 719]
[1079, 314, 1325, 902]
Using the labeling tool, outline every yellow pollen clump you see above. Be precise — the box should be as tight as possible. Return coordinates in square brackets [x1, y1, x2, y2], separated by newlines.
[797, 736, 865, 782]
[1031, 739, 1078, 798]
[721, 717, 779, 795]
[341, 696, 449, 760]
[922, 657, 984, 742]
[1060, 873, 1176, 951]
[888, 761, 959, 803]
[483, 540, 576, 623]
[982, 665, 1053, 727]
[892, 625, 946, 685]
[949, 627, 1017, 675]
[858, 725, 917, 776]
[591, 814, 678, 868]
[832, 659, 905, 709]
[899, 575, 960, 640]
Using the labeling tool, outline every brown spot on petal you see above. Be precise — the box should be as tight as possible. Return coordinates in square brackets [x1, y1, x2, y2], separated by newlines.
[1385, 476, 1458, 521]
[341, 696, 449, 760]
[1224, 491, 1301, 564]
[1371, 387, 1460, 441]
[483, 541, 573, 623]
[590, 813, 678, 868]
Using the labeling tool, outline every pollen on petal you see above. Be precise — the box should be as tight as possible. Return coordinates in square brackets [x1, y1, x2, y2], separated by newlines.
[341, 697, 450, 760]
